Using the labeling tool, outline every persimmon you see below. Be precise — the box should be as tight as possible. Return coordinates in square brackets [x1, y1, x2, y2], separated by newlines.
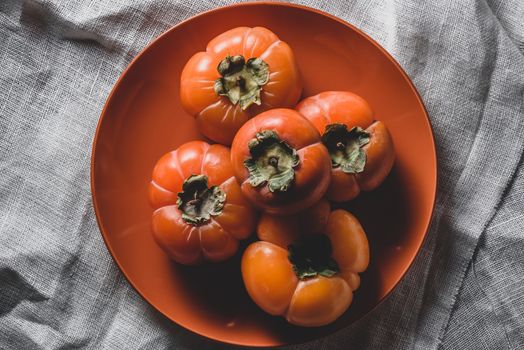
[149, 141, 257, 264]
[296, 91, 395, 202]
[180, 27, 302, 145]
[230, 108, 331, 215]
[242, 207, 369, 326]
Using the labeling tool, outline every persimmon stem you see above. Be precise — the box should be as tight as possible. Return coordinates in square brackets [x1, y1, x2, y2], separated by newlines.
[237, 76, 246, 90]
[322, 123, 371, 174]
[214, 55, 269, 110]
[244, 130, 300, 193]
[177, 175, 226, 226]
[288, 234, 340, 279]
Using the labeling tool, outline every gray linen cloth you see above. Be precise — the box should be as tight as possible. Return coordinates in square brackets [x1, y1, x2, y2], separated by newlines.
[1, 0, 523, 349]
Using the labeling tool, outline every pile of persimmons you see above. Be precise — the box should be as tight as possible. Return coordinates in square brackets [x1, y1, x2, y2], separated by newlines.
[148, 27, 394, 327]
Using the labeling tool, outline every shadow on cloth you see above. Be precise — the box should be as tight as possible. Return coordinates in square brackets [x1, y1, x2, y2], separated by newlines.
[0, 267, 48, 316]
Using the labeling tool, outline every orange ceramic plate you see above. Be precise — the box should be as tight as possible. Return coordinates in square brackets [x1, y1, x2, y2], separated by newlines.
[91, 2, 437, 347]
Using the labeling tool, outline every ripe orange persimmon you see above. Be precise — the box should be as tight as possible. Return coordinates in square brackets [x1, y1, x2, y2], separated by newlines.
[296, 91, 395, 202]
[230, 108, 331, 215]
[180, 27, 302, 145]
[149, 141, 257, 264]
[242, 205, 369, 326]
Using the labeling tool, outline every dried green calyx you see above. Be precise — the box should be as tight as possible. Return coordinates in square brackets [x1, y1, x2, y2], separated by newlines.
[288, 234, 340, 280]
[321, 123, 370, 174]
[214, 55, 269, 110]
[244, 130, 300, 193]
[177, 174, 226, 226]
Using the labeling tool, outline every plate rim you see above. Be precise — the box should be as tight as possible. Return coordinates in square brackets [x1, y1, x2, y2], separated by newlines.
[90, 1, 438, 347]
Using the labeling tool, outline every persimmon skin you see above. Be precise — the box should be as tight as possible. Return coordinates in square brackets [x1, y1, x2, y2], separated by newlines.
[149, 141, 257, 265]
[242, 209, 369, 326]
[230, 108, 331, 215]
[180, 27, 302, 145]
[296, 91, 395, 202]
[257, 199, 331, 248]
[287, 276, 352, 327]
[241, 242, 298, 316]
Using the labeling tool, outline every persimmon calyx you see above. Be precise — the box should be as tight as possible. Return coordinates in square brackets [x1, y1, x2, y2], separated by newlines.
[177, 174, 226, 226]
[214, 55, 269, 110]
[244, 130, 300, 193]
[321, 123, 370, 174]
[288, 234, 340, 279]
